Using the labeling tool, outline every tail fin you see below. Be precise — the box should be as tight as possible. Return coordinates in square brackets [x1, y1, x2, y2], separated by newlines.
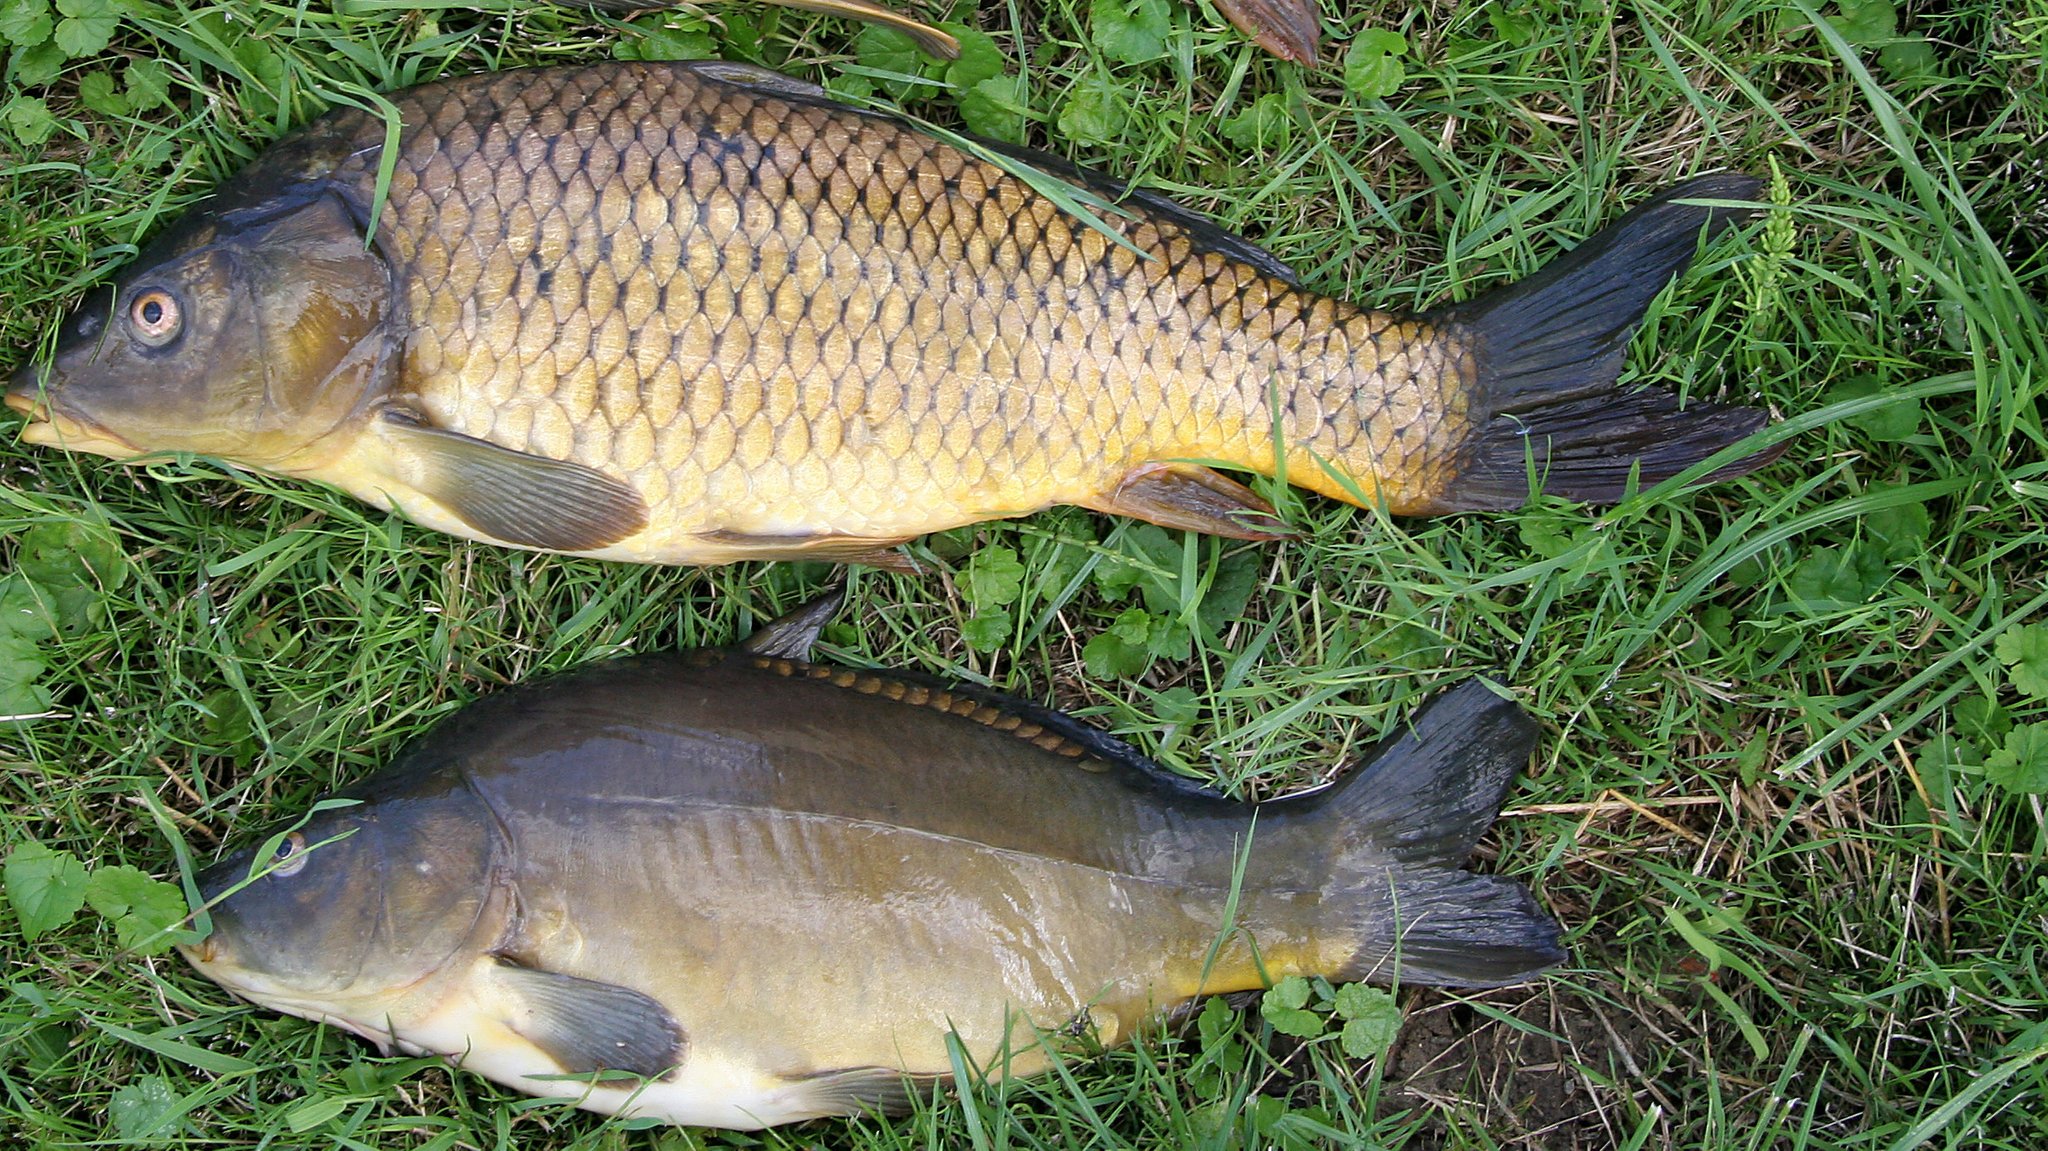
[1288, 680, 1566, 988]
[1436, 174, 1781, 508]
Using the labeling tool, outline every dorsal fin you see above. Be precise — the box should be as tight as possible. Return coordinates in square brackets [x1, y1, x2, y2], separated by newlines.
[740, 590, 846, 660]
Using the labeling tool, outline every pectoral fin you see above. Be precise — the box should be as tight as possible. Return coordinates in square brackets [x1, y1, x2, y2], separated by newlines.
[1081, 463, 1294, 540]
[376, 414, 648, 552]
[482, 958, 685, 1079]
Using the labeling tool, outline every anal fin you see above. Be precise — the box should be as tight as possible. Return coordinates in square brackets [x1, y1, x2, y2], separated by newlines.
[480, 958, 685, 1078]
[1081, 463, 1293, 540]
[778, 1065, 938, 1118]
[376, 414, 649, 552]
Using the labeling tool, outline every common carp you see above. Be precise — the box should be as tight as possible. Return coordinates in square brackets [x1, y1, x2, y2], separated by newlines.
[9, 61, 1776, 567]
[179, 596, 1567, 1129]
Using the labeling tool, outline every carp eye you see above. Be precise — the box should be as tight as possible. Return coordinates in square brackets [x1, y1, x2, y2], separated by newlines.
[127, 289, 182, 347]
[271, 832, 309, 878]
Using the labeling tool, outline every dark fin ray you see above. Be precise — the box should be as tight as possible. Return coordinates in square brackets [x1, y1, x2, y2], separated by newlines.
[1282, 680, 1538, 870]
[1337, 870, 1568, 988]
[741, 589, 846, 659]
[1081, 463, 1293, 540]
[1211, 0, 1323, 63]
[778, 1066, 943, 1118]
[486, 959, 685, 1077]
[1456, 390, 1782, 507]
[1434, 174, 1779, 508]
[1277, 680, 1565, 987]
[381, 415, 648, 552]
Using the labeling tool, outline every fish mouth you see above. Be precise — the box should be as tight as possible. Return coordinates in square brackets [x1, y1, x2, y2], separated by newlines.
[177, 935, 220, 967]
[6, 373, 138, 456]
[4, 378, 40, 419]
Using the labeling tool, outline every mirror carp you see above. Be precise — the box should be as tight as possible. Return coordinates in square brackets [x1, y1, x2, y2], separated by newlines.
[180, 597, 1567, 1129]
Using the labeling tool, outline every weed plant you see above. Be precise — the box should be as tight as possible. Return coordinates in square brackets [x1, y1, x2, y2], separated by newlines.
[1, 0, 2044, 1148]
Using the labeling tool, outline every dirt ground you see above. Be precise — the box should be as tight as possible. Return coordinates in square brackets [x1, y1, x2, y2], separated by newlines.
[1383, 983, 1688, 1148]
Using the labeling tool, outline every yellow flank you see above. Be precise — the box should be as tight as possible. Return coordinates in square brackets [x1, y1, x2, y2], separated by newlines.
[352, 66, 1475, 562]
[489, 796, 1353, 1101]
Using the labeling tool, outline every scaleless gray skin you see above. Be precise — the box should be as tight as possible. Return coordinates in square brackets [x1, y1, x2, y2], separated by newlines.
[181, 596, 1565, 1129]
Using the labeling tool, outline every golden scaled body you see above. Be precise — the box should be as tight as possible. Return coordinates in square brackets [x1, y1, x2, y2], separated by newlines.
[12, 62, 1769, 565]
[379, 65, 1462, 561]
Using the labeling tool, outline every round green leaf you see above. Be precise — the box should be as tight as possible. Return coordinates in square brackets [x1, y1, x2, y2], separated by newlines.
[1083, 607, 1155, 678]
[960, 608, 1012, 653]
[1984, 725, 2048, 795]
[941, 24, 1004, 90]
[1830, 0, 1897, 46]
[1827, 375, 1921, 441]
[5, 840, 88, 942]
[0, 0, 54, 47]
[1994, 624, 2048, 700]
[1343, 30, 1409, 101]
[108, 1076, 182, 1142]
[53, 0, 122, 58]
[1057, 81, 1123, 148]
[2, 92, 59, 144]
[959, 74, 1028, 144]
[1264, 973, 1310, 1010]
[1334, 984, 1401, 1057]
[76, 69, 128, 116]
[84, 865, 193, 955]
[1091, 0, 1170, 65]
[1221, 92, 1290, 150]
[965, 545, 1025, 610]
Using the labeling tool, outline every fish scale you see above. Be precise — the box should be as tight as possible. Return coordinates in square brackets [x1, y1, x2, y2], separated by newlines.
[12, 61, 1777, 562]
[363, 65, 1446, 549]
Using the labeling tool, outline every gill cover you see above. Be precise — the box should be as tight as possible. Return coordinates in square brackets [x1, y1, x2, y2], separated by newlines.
[19, 190, 395, 467]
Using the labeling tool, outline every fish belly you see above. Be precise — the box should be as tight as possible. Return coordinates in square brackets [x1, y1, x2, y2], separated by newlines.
[362, 64, 1467, 560]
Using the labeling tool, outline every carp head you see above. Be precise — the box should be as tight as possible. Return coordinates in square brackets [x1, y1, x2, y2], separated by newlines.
[9, 190, 397, 473]
[179, 772, 506, 1048]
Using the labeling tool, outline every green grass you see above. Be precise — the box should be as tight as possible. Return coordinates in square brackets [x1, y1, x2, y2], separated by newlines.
[2, 0, 2045, 1147]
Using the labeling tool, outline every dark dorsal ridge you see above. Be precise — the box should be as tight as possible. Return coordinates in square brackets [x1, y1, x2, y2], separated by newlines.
[743, 654, 1230, 801]
[750, 656, 1087, 759]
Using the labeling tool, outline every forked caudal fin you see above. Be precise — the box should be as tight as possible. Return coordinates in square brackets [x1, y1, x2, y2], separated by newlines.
[1289, 680, 1567, 988]
[1436, 174, 1783, 509]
